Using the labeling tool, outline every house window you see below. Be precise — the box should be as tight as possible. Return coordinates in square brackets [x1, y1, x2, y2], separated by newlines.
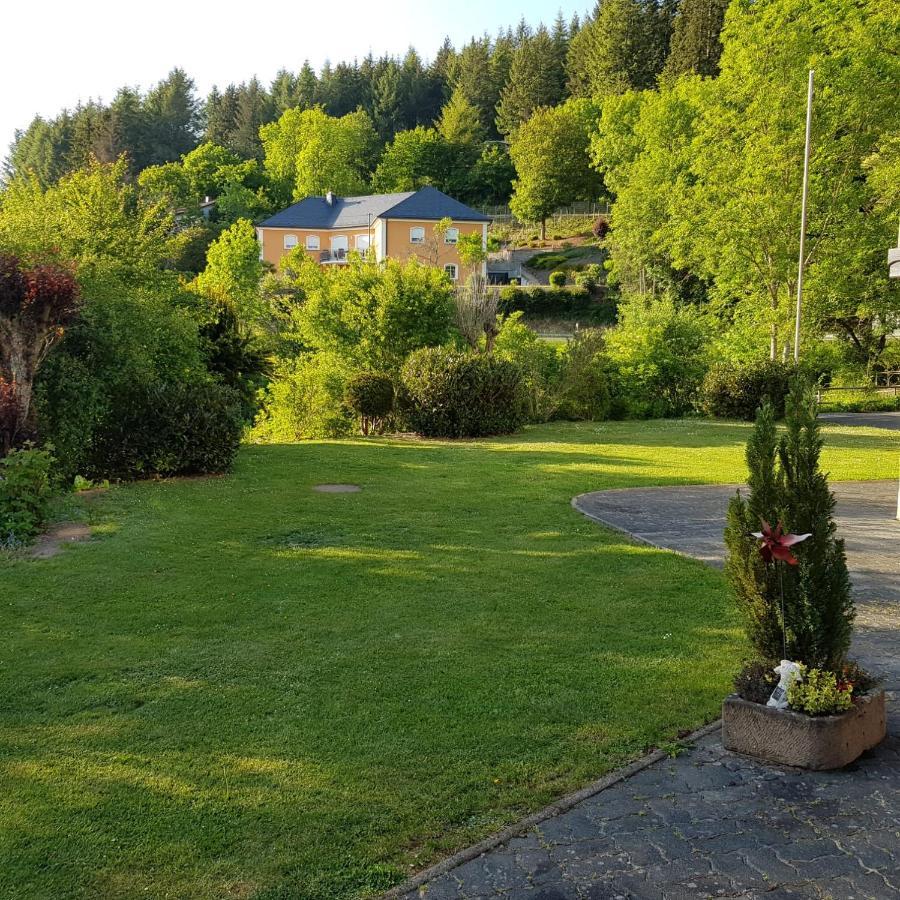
[284, 234, 299, 250]
[356, 235, 371, 253]
[305, 235, 320, 251]
[444, 227, 459, 244]
[444, 263, 458, 281]
[410, 226, 426, 244]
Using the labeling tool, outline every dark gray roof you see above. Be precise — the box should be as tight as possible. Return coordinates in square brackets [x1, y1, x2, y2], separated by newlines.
[258, 186, 491, 229]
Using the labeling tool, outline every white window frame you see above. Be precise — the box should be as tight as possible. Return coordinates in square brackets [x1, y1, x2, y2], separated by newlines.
[355, 234, 371, 253]
[305, 235, 320, 251]
[410, 226, 426, 245]
[444, 263, 459, 281]
[444, 227, 459, 245]
[284, 234, 299, 250]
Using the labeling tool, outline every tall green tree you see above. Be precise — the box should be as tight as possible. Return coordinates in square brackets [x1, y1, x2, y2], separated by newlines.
[672, 0, 900, 362]
[141, 68, 201, 167]
[495, 25, 567, 136]
[509, 99, 602, 238]
[567, 0, 658, 97]
[371, 128, 451, 193]
[230, 78, 275, 159]
[451, 38, 502, 136]
[261, 107, 377, 201]
[661, 0, 729, 79]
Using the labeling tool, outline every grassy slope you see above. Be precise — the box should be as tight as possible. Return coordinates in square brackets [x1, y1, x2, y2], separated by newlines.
[0, 420, 894, 900]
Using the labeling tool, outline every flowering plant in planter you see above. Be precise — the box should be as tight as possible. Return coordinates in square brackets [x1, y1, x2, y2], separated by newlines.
[721, 379, 885, 768]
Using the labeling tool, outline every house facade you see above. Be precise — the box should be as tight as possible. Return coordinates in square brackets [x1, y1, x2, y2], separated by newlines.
[256, 186, 491, 282]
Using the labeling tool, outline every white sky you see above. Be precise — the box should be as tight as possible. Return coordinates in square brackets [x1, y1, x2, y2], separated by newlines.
[1, 0, 588, 160]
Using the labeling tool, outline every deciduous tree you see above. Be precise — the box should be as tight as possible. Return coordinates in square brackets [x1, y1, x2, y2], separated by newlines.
[509, 100, 602, 238]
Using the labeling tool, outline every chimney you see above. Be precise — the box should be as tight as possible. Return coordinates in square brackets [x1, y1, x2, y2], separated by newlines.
[325, 191, 334, 206]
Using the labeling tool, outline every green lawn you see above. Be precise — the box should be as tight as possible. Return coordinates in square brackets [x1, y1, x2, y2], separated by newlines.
[1, 420, 894, 900]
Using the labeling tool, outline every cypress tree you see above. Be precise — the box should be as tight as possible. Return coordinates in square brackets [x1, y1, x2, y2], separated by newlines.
[725, 380, 855, 670]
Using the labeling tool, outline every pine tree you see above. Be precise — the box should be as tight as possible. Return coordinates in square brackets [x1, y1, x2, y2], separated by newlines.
[204, 85, 239, 149]
[725, 382, 855, 670]
[270, 69, 299, 115]
[452, 38, 500, 135]
[438, 90, 486, 147]
[662, 0, 729, 79]
[495, 26, 566, 136]
[142, 68, 201, 166]
[231, 78, 274, 160]
[567, 0, 661, 97]
[107, 88, 147, 171]
[296, 62, 319, 110]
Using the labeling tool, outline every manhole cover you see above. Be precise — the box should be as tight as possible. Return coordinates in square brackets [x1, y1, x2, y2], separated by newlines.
[312, 484, 361, 493]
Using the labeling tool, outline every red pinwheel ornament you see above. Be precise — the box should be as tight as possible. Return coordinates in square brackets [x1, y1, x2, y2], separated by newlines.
[751, 520, 811, 565]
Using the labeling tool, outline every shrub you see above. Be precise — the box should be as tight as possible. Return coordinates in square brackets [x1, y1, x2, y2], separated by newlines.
[701, 360, 794, 421]
[253, 353, 355, 441]
[787, 667, 853, 716]
[494, 313, 564, 422]
[734, 660, 778, 704]
[724, 382, 855, 671]
[345, 372, 395, 435]
[592, 217, 610, 240]
[498, 285, 593, 318]
[0, 446, 53, 544]
[549, 270, 567, 288]
[605, 295, 710, 417]
[556, 329, 612, 421]
[527, 252, 568, 271]
[400, 347, 526, 438]
[85, 379, 244, 480]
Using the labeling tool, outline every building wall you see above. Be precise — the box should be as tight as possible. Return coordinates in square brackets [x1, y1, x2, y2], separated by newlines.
[383, 219, 486, 282]
[258, 218, 487, 280]
[258, 226, 375, 267]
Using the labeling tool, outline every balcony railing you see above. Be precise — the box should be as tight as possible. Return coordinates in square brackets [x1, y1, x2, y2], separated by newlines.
[320, 249, 349, 264]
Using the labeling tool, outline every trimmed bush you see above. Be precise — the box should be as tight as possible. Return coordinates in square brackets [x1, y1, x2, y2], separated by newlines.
[701, 359, 794, 421]
[0, 446, 53, 545]
[549, 270, 567, 288]
[400, 347, 526, 438]
[498, 285, 593, 318]
[85, 379, 244, 480]
[345, 372, 395, 435]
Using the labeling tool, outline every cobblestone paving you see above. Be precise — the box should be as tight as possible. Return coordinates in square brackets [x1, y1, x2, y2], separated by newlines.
[408, 714, 899, 899]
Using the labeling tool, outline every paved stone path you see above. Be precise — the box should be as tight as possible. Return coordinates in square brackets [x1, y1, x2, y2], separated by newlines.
[402, 474, 899, 900]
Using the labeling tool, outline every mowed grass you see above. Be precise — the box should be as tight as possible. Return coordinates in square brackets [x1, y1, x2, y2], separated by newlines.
[0, 420, 895, 900]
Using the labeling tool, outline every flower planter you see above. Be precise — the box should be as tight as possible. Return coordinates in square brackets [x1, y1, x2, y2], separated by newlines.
[722, 690, 886, 770]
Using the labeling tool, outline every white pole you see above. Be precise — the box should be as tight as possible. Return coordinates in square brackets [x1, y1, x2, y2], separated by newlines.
[794, 70, 814, 363]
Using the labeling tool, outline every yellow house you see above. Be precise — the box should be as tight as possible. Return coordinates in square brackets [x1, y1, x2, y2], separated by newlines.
[256, 186, 491, 282]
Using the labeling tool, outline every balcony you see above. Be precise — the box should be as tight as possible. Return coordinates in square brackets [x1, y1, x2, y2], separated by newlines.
[320, 249, 350, 264]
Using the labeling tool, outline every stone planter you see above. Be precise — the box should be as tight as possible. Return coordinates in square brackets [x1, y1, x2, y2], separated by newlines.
[722, 690, 886, 770]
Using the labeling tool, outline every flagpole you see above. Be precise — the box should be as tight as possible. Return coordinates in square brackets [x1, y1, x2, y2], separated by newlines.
[793, 70, 814, 362]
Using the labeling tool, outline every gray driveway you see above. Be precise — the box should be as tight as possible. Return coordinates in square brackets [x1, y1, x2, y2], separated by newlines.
[819, 411, 900, 430]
